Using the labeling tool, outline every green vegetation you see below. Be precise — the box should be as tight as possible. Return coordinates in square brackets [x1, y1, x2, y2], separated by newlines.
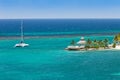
[112, 43, 116, 48]
[103, 39, 109, 48]
[113, 33, 120, 48]
[70, 40, 76, 46]
[67, 33, 120, 51]
[114, 33, 120, 43]
[85, 39, 92, 49]
[85, 39, 109, 49]
[67, 34, 120, 50]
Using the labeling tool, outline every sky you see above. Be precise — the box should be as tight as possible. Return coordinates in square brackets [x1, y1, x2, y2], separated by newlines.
[0, 0, 120, 19]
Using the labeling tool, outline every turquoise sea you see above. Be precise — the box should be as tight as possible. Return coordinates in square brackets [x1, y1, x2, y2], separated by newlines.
[0, 19, 120, 80]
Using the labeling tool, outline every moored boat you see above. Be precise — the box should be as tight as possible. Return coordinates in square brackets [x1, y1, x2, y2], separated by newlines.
[14, 20, 29, 47]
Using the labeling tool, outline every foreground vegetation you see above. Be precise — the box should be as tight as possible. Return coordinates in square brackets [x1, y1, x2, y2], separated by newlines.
[85, 39, 109, 49]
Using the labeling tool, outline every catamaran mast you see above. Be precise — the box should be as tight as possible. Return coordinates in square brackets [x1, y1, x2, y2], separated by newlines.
[21, 20, 24, 42]
[14, 20, 29, 47]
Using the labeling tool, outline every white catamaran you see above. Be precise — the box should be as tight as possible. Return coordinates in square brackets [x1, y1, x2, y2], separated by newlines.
[14, 20, 29, 47]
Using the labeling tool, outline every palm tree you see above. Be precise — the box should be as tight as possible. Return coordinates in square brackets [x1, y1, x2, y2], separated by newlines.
[85, 39, 92, 49]
[113, 43, 116, 48]
[118, 33, 120, 38]
[87, 39, 92, 44]
[114, 33, 120, 45]
[70, 40, 76, 46]
[93, 39, 99, 49]
[114, 35, 118, 42]
[94, 39, 97, 43]
[103, 39, 109, 48]
[98, 40, 103, 47]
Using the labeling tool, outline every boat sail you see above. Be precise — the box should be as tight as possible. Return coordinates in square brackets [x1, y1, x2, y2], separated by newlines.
[14, 20, 29, 47]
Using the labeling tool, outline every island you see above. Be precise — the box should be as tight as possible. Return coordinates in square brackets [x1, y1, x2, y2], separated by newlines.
[65, 33, 120, 51]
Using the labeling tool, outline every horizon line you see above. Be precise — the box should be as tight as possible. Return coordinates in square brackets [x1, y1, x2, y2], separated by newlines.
[1, 18, 120, 20]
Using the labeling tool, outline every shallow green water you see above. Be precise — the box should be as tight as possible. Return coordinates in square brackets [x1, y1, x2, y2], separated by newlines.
[0, 36, 120, 80]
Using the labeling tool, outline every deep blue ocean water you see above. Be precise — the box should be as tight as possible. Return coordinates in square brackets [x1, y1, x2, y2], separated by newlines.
[0, 19, 120, 80]
[0, 19, 120, 36]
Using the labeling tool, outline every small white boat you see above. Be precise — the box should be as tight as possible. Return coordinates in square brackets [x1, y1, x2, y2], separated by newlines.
[15, 41, 29, 47]
[14, 20, 29, 47]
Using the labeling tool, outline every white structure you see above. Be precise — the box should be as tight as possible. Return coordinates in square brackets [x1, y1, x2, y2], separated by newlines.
[77, 37, 86, 48]
[65, 45, 80, 50]
[14, 20, 29, 47]
[115, 45, 120, 49]
[77, 37, 86, 44]
[65, 37, 87, 50]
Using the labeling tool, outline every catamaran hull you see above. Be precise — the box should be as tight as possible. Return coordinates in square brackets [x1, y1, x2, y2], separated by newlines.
[15, 43, 29, 47]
